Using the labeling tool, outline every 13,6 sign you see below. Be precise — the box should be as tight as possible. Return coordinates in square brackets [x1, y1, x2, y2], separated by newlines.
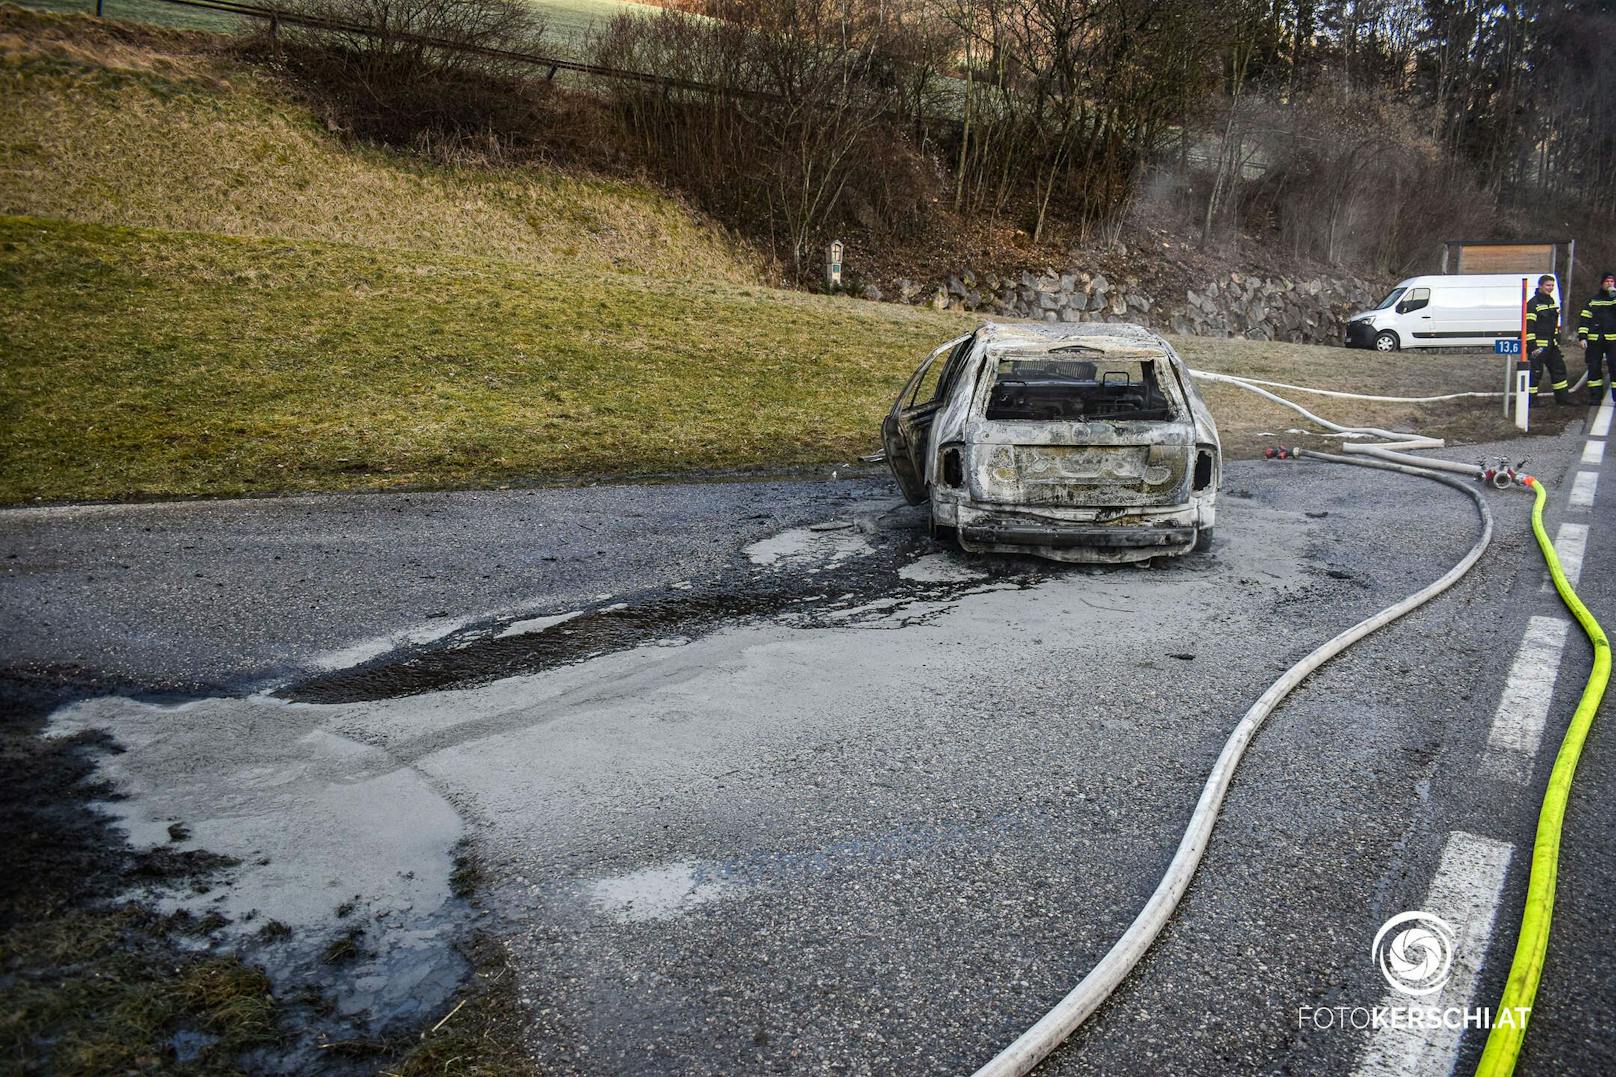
[1495, 338, 1522, 355]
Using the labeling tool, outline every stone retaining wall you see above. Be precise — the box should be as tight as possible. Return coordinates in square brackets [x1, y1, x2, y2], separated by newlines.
[880, 267, 1384, 346]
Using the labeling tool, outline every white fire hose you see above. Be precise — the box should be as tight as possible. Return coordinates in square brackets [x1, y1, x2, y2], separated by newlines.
[971, 372, 1498, 1077]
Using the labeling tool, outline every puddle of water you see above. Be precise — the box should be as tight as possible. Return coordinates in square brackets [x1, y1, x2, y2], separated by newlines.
[586, 861, 738, 923]
[47, 695, 468, 1043]
[899, 553, 990, 583]
[497, 610, 585, 639]
[744, 526, 874, 568]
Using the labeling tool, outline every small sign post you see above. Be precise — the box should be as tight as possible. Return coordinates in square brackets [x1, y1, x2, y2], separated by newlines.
[825, 240, 844, 291]
[1495, 336, 1522, 422]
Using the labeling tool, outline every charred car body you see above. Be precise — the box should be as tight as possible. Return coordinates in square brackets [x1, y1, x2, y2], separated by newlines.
[881, 322, 1221, 563]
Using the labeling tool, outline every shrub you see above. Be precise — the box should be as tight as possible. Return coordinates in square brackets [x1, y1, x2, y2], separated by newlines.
[593, 0, 937, 281]
[261, 0, 552, 148]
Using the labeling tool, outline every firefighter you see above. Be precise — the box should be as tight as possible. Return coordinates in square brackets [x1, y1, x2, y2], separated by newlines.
[1526, 274, 1571, 405]
[1579, 272, 1616, 403]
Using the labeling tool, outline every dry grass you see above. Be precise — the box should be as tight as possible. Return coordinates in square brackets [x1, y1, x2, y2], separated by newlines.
[1172, 334, 1578, 457]
[0, 1, 227, 70]
[11, 0, 658, 53]
[0, 213, 1557, 504]
[0, 215, 971, 502]
[10, 0, 246, 33]
[0, 8, 763, 285]
[0, 905, 282, 1074]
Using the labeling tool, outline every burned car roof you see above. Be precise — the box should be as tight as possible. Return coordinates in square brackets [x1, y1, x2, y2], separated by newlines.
[973, 320, 1170, 350]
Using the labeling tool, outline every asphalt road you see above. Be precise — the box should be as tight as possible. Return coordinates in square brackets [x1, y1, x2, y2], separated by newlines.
[4, 428, 1613, 1075]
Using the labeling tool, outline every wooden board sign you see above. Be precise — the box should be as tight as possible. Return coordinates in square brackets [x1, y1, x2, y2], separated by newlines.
[1455, 243, 1556, 274]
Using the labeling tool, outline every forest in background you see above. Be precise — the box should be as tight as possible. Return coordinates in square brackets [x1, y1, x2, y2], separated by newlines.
[186, 0, 1616, 289]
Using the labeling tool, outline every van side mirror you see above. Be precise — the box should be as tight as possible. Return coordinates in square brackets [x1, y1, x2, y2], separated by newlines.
[1397, 297, 1429, 314]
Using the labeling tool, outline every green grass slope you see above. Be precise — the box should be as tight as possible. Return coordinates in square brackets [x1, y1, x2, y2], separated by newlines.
[1, 210, 1536, 503]
[0, 8, 757, 284]
[0, 215, 967, 501]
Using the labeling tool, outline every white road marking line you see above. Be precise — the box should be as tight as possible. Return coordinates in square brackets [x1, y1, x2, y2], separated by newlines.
[1354, 391, 1597, 1073]
[1570, 470, 1599, 509]
[1480, 616, 1572, 780]
[1541, 522, 1590, 592]
[1351, 832, 1514, 1077]
[1591, 402, 1613, 438]
[1556, 522, 1589, 588]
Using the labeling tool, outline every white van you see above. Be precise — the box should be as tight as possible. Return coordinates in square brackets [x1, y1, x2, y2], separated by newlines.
[1344, 273, 1547, 352]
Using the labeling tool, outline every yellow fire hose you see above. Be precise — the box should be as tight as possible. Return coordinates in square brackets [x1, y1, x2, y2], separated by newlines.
[1475, 476, 1611, 1077]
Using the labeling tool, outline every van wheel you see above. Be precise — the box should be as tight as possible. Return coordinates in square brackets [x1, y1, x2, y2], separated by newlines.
[1374, 331, 1400, 352]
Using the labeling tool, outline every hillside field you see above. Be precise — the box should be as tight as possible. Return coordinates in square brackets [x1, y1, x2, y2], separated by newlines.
[0, 7, 1551, 504]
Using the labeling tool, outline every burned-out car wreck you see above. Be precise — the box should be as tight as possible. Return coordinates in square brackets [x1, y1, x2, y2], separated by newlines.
[881, 322, 1221, 563]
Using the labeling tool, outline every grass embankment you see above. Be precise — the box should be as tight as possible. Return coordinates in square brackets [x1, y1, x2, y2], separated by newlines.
[1, 211, 1551, 503]
[0, 11, 758, 284]
[0, 214, 966, 501]
[0, 7, 1560, 504]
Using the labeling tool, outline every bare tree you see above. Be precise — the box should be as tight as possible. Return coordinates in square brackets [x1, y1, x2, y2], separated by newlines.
[596, 0, 930, 278]
[275, 0, 549, 145]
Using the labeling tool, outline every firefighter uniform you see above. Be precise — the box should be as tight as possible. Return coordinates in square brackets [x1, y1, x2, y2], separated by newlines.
[1579, 276, 1616, 402]
[1526, 289, 1570, 403]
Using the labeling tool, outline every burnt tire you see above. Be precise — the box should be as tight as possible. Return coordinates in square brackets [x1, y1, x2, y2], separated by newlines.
[1374, 331, 1400, 352]
[1194, 526, 1215, 552]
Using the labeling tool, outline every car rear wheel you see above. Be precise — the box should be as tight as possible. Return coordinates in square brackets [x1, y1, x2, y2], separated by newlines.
[1374, 331, 1400, 352]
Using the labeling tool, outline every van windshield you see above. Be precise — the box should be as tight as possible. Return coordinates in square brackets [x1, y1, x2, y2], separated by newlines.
[1371, 287, 1407, 311]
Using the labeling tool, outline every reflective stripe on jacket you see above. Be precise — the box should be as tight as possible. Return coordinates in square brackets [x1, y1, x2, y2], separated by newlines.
[1526, 293, 1559, 348]
[1579, 290, 1616, 342]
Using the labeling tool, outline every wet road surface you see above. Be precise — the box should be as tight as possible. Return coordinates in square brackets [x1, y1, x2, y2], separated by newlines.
[6, 437, 1613, 1075]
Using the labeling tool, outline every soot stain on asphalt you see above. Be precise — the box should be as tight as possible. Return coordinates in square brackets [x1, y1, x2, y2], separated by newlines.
[0, 667, 509, 1074]
[281, 529, 1089, 705]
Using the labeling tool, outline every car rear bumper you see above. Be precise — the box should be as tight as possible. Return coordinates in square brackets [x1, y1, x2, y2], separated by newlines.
[951, 502, 1203, 563]
[960, 522, 1195, 548]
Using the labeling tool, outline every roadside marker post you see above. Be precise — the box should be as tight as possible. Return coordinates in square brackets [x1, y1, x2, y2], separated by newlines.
[1501, 324, 1519, 418]
[1497, 338, 1526, 430]
[1517, 278, 1531, 431]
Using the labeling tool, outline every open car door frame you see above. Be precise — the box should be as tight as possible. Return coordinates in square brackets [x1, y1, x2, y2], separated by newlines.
[882, 334, 971, 505]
